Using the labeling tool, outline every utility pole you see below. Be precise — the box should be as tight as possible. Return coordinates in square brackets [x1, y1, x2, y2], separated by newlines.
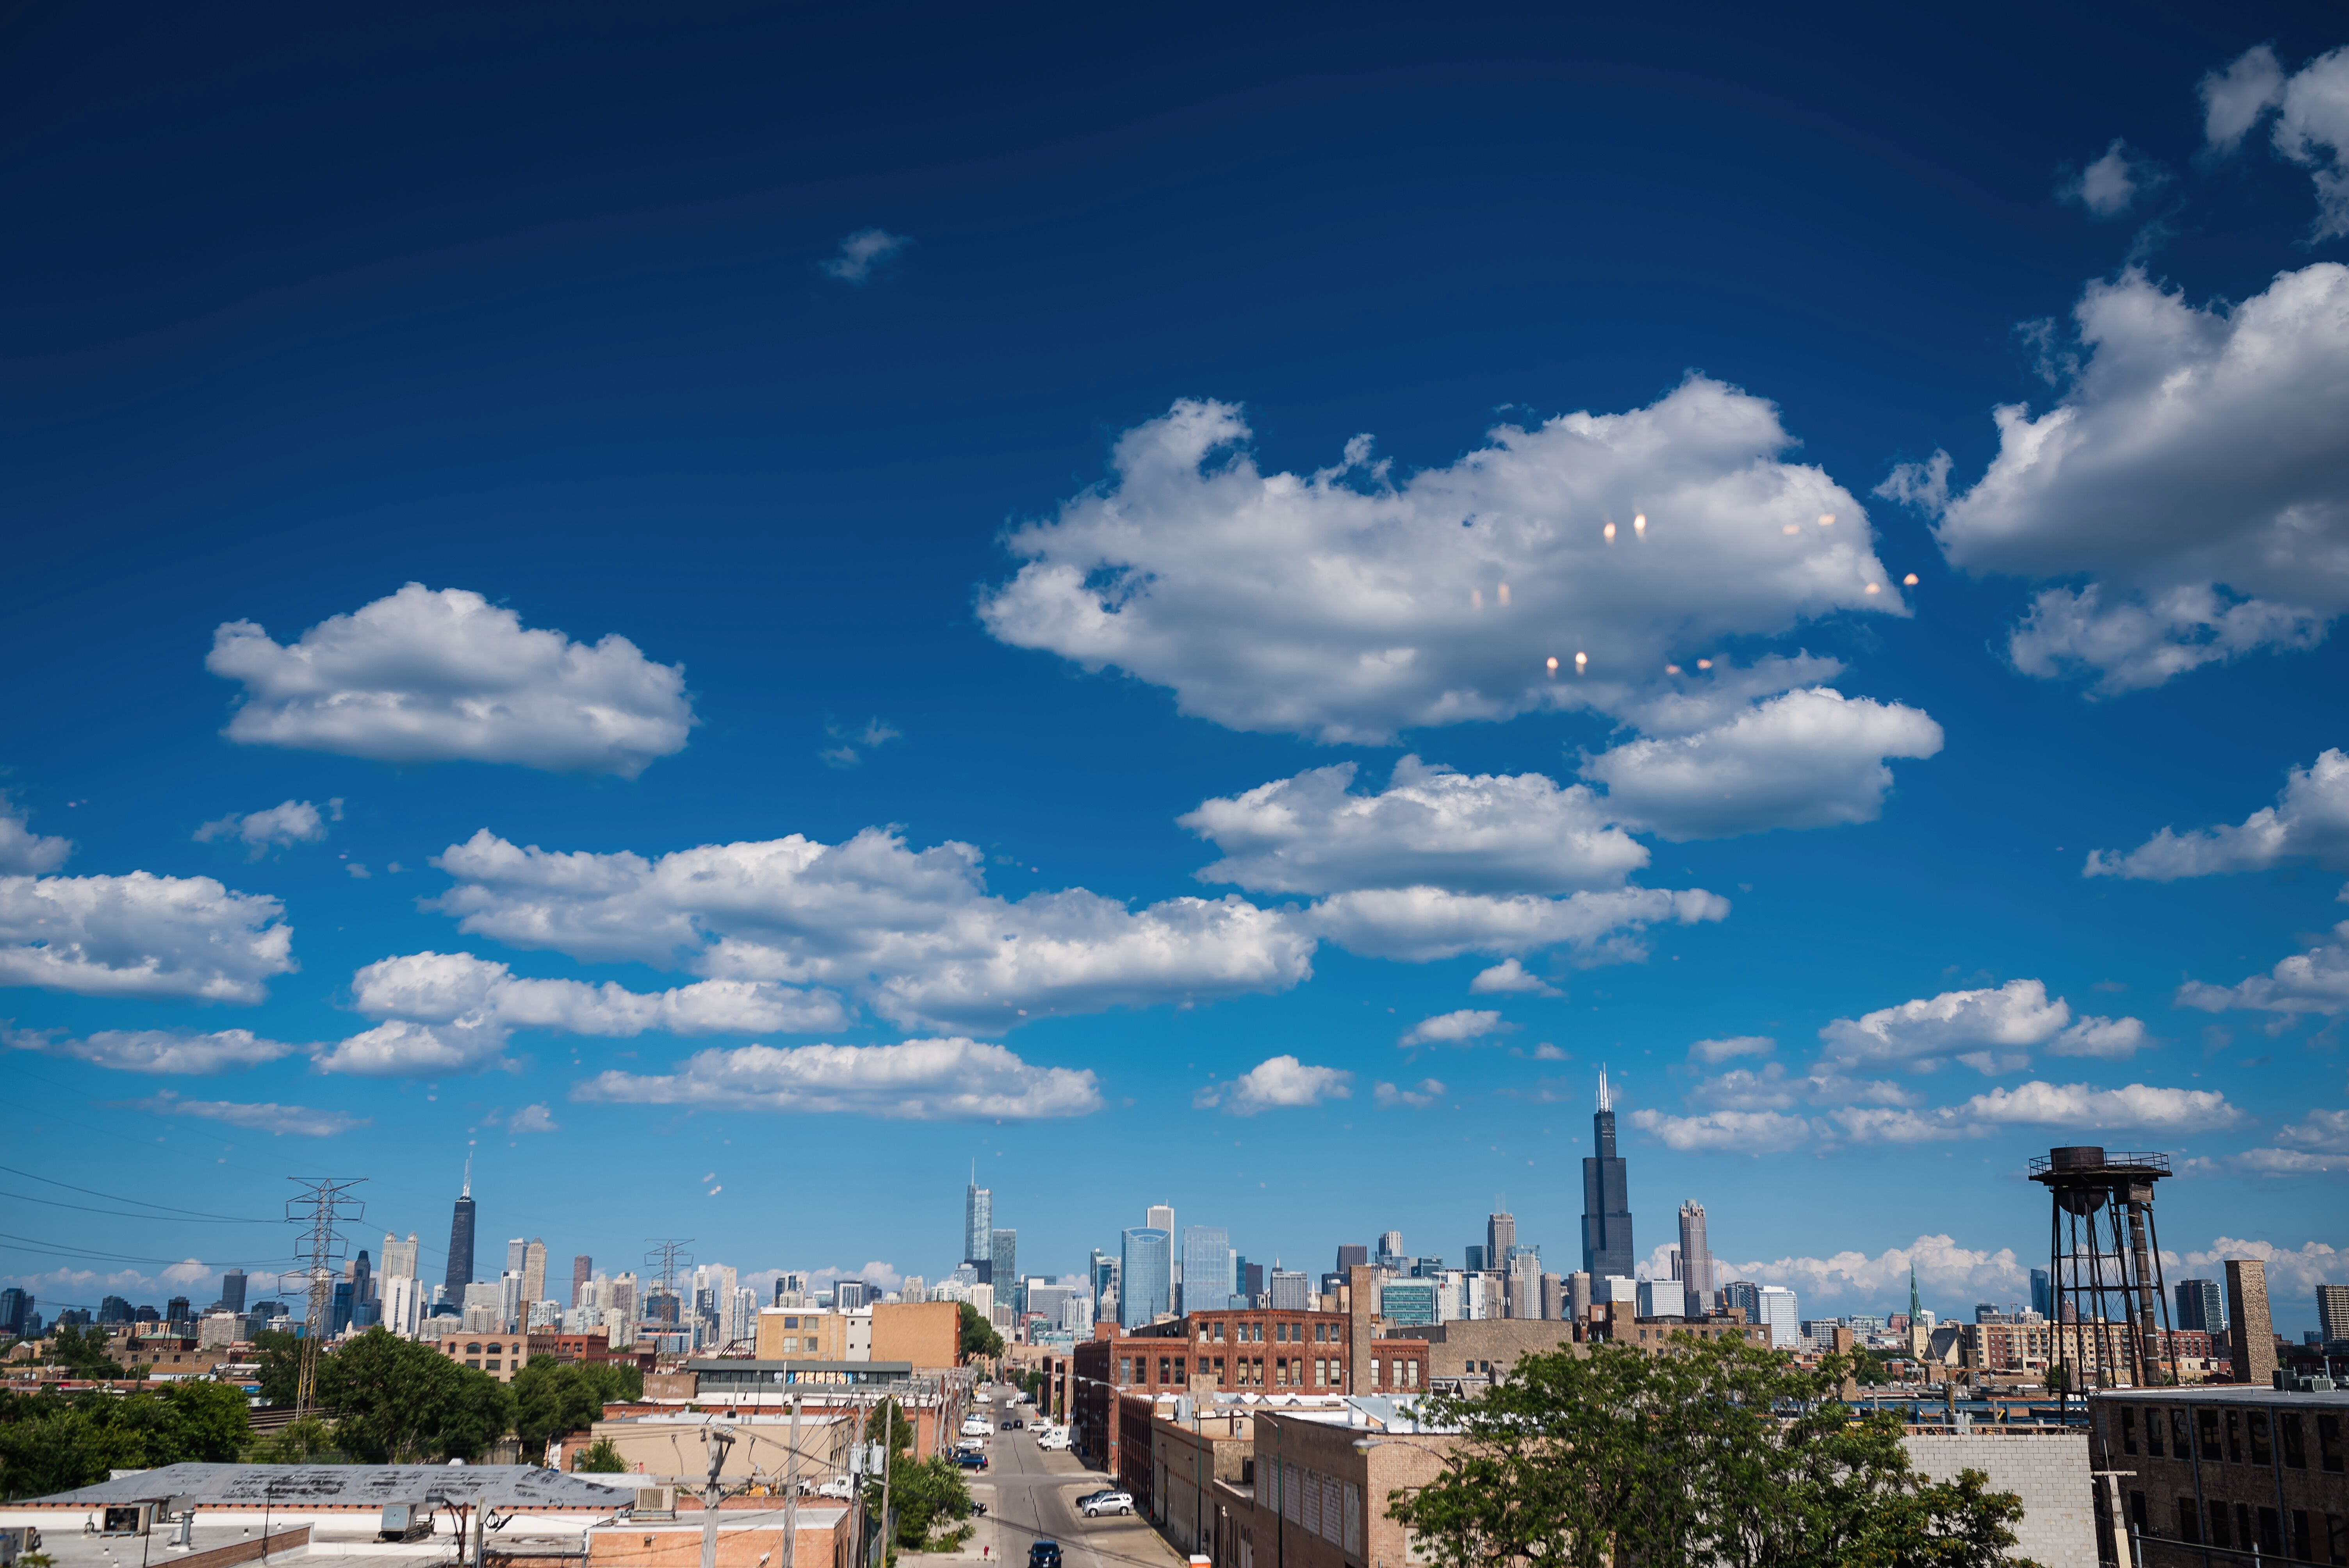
[877, 1395, 895, 1568]
[698, 1422, 736, 1568]
[285, 1177, 367, 1418]
[781, 1393, 803, 1568]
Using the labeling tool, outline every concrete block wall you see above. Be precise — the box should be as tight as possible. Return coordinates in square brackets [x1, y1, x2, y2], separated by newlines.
[1904, 1432, 2094, 1568]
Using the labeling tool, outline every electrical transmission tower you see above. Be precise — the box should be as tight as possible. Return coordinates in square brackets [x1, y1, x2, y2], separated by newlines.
[643, 1238, 694, 1333]
[286, 1177, 368, 1417]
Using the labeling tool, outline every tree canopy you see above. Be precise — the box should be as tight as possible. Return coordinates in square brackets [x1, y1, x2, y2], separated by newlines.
[43, 1325, 127, 1381]
[0, 1382, 250, 1500]
[955, 1303, 1002, 1362]
[1387, 1337, 2036, 1568]
[319, 1328, 514, 1463]
[512, 1357, 643, 1450]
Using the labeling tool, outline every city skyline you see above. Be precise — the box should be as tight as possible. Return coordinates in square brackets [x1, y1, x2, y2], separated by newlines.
[4, 9, 2345, 1337]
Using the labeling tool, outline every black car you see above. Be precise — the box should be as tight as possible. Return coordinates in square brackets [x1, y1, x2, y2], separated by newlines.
[1001, 1418, 1023, 1430]
[1028, 1543, 1062, 1568]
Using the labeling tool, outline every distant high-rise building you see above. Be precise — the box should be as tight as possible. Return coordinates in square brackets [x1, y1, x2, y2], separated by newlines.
[1677, 1201, 1713, 1319]
[218, 1268, 248, 1314]
[1334, 1244, 1368, 1274]
[1146, 1204, 1176, 1235]
[1754, 1285, 1801, 1349]
[991, 1229, 1019, 1308]
[2226, 1260, 2276, 1389]
[521, 1239, 547, 1307]
[1486, 1213, 1517, 1267]
[328, 1281, 353, 1335]
[98, 1295, 132, 1325]
[444, 1162, 478, 1302]
[1089, 1250, 1118, 1317]
[2174, 1278, 2225, 1334]
[1181, 1226, 1234, 1313]
[506, 1237, 529, 1276]
[1722, 1280, 1761, 1322]
[2317, 1284, 2349, 1342]
[1240, 1258, 1265, 1303]
[1120, 1227, 1171, 1328]
[1581, 1067, 1634, 1280]
[1376, 1231, 1404, 1262]
[0, 1288, 30, 1338]
[166, 1295, 192, 1324]
[2029, 1268, 2051, 1317]
[382, 1233, 420, 1282]
[350, 1249, 373, 1311]
[837, 1280, 868, 1310]
[1463, 1244, 1486, 1273]
[1269, 1267, 1310, 1311]
[965, 1171, 993, 1265]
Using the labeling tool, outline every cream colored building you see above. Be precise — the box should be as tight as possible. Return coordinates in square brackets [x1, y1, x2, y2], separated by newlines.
[438, 1332, 531, 1383]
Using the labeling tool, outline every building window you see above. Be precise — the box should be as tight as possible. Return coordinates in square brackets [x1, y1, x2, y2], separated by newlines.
[466, 1343, 483, 1354]
[486, 1360, 501, 1371]
[2226, 1410, 2244, 1463]
[465, 1359, 481, 1369]
[1158, 1358, 1170, 1385]
[2281, 1412, 2307, 1468]
[1214, 1322, 1225, 1342]
[2143, 1409, 2163, 1457]
[1175, 1358, 1186, 1381]
[1214, 1358, 1225, 1380]
[2119, 1409, 2137, 1455]
[2206, 1502, 2231, 1551]
[2199, 1408, 2221, 1460]
[2317, 1412, 2343, 1472]
[2250, 1412, 2274, 1466]
[2175, 1497, 2199, 1544]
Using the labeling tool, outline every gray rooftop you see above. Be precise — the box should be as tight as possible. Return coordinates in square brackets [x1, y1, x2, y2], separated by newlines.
[2089, 1386, 2349, 1407]
[23, 1464, 638, 1509]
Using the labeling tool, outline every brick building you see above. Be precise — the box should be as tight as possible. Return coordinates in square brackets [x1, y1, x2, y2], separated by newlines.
[2090, 1385, 2347, 1564]
[439, 1333, 531, 1382]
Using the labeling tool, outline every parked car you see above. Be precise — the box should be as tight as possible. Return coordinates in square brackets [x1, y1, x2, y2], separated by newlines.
[1077, 1490, 1134, 1518]
[953, 1450, 989, 1470]
[1028, 1543, 1062, 1568]
[1000, 1418, 1023, 1430]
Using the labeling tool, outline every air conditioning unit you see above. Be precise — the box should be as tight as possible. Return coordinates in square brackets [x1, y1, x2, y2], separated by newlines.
[380, 1502, 433, 1542]
[633, 1487, 677, 1520]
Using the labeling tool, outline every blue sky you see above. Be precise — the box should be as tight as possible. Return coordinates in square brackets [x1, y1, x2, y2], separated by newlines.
[5, 3, 2347, 1332]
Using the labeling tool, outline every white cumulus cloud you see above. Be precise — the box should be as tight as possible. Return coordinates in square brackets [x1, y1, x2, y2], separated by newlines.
[1194, 1054, 1352, 1115]
[1819, 978, 2146, 1074]
[1895, 265, 2349, 692]
[0, 799, 72, 875]
[978, 384, 1907, 747]
[4, 1026, 305, 1074]
[820, 229, 911, 285]
[130, 1090, 367, 1137]
[576, 1037, 1101, 1120]
[1469, 958, 1560, 996]
[2202, 45, 2288, 153]
[2061, 139, 2160, 217]
[2087, 747, 2349, 878]
[2179, 1238, 2344, 1299]
[351, 950, 848, 1037]
[431, 825, 1316, 1034]
[315, 1017, 512, 1077]
[194, 798, 338, 858]
[1582, 688, 1943, 840]
[1630, 1106, 1812, 1153]
[207, 584, 695, 777]
[1690, 1034, 1775, 1064]
[1375, 1078, 1446, 1110]
[1182, 756, 1646, 894]
[508, 1103, 559, 1133]
[1731, 1234, 2031, 1307]
[0, 871, 294, 1002]
[2274, 48, 2349, 239]
[1399, 1008, 1512, 1047]
[2178, 922, 2349, 1017]
[1957, 1080, 2244, 1132]
[1305, 885, 1728, 964]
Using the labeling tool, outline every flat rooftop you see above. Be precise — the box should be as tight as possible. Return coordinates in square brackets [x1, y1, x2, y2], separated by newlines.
[15, 1464, 638, 1510]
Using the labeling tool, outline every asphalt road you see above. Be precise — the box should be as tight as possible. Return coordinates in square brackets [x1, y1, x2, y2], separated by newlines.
[970, 1399, 1186, 1568]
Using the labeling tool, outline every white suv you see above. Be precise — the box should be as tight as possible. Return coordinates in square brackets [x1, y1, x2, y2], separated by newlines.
[1077, 1490, 1134, 1518]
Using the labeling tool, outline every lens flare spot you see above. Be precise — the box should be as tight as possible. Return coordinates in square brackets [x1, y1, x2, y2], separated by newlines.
[1863, 582, 1882, 595]
[1545, 656, 1559, 674]
[1633, 513, 1647, 536]
[1697, 658, 1713, 670]
[1903, 572, 1919, 586]
[1603, 522, 1617, 542]
[1666, 664, 1681, 675]
[1818, 513, 1836, 527]
[1497, 583, 1510, 606]
[1782, 524, 1800, 536]
[1471, 588, 1483, 611]
[1573, 651, 1588, 672]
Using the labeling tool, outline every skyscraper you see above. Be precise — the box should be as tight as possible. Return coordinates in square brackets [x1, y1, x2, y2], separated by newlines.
[1677, 1201, 1713, 1319]
[382, 1233, 419, 1282]
[1581, 1067, 1634, 1280]
[443, 1162, 477, 1302]
[1120, 1227, 1171, 1328]
[2029, 1268, 2051, 1317]
[521, 1238, 547, 1306]
[2317, 1284, 2349, 1342]
[1486, 1212, 1517, 1265]
[1181, 1225, 1234, 1313]
[2174, 1277, 2225, 1334]
[572, 1254, 593, 1307]
[1146, 1203, 1176, 1235]
[965, 1171, 993, 1265]
[218, 1268, 248, 1313]
[991, 1229, 1019, 1308]
[506, 1237, 529, 1275]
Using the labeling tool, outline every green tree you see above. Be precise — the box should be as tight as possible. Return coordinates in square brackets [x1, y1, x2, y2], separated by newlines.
[248, 1329, 305, 1406]
[575, 1437, 628, 1473]
[317, 1328, 515, 1462]
[45, 1325, 124, 1381]
[955, 1303, 1002, 1363]
[246, 1416, 339, 1465]
[0, 1381, 253, 1499]
[1388, 1337, 2036, 1568]
[513, 1359, 642, 1451]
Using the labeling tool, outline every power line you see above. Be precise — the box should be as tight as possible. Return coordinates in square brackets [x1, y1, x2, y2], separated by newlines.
[0, 1162, 276, 1222]
[0, 1188, 277, 1224]
[0, 1231, 289, 1267]
[285, 1177, 366, 1418]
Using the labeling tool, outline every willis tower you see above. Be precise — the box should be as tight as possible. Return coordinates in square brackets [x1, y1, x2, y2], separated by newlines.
[1581, 1066, 1634, 1279]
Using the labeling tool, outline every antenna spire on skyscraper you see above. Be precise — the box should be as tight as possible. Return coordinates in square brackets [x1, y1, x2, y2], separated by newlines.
[1597, 1063, 1612, 1113]
[462, 1148, 472, 1199]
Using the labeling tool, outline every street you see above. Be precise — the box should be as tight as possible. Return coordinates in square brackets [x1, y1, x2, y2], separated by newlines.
[958, 1392, 1189, 1568]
